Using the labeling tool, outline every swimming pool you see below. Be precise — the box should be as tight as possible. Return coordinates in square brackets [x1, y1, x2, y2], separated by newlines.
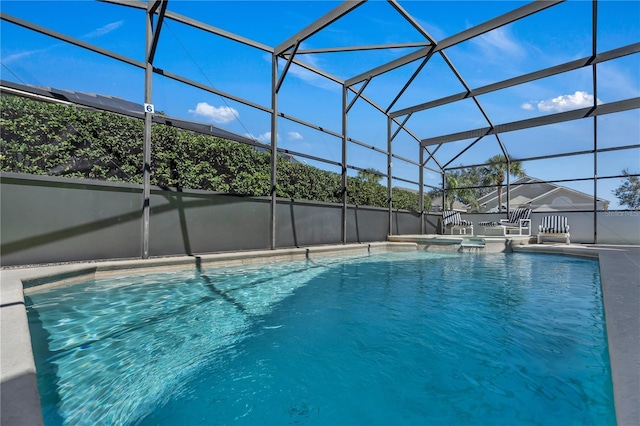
[26, 251, 615, 425]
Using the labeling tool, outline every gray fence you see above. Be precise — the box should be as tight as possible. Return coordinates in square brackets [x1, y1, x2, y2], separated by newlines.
[2, 173, 637, 266]
[0, 173, 422, 266]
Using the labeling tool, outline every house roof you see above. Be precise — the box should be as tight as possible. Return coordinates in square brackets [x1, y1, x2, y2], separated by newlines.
[476, 175, 609, 207]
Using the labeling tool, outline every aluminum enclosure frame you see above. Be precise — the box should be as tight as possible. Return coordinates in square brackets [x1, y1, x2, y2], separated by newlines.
[1, 0, 639, 254]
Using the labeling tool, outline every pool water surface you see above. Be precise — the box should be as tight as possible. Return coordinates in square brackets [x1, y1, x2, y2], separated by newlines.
[26, 251, 615, 425]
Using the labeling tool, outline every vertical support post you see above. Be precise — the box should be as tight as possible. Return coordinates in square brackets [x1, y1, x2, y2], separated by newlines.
[441, 171, 446, 209]
[141, 6, 154, 259]
[592, 0, 599, 244]
[441, 172, 446, 234]
[341, 85, 348, 244]
[387, 116, 393, 236]
[506, 161, 511, 213]
[419, 146, 424, 234]
[270, 55, 279, 250]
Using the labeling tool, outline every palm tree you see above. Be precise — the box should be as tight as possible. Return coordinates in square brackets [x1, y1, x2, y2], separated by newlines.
[444, 170, 480, 211]
[482, 154, 526, 213]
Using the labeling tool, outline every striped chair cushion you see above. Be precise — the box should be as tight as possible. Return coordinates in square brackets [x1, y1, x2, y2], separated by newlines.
[539, 216, 570, 233]
[478, 221, 501, 226]
[508, 207, 531, 224]
[442, 211, 471, 226]
[479, 209, 531, 227]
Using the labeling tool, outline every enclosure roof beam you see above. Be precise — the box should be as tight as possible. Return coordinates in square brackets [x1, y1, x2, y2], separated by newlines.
[153, 67, 271, 113]
[346, 0, 563, 87]
[280, 54, 345, 85]
[445, 144, 640, 171]
[387, 0, 436, 42]
[296, 41, 431, 55]
[164, 10, 273, 52]
[274, 1, 366, 56]
[438, 49, 510, 157]
[276, 112, 342, 140]
[99, 0, 274, 52]
[0, 12, 274, 116]
[442, 137, 483, 169]
[390, 42, 640, 118]
[420, 97, 640, 146]
[0, 12, 144, 69]
[385, 50, 433, 114]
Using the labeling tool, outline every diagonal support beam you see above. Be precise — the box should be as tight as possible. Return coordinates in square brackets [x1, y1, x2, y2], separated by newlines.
[390, 42, 640, 118]
[346, 0, 564, 86]
[346, 77, 371, 112]
[385, 49, 433, 113]
[275, 40, 301, 93]
[387, 0, 436, 42]
[148, 0, 162, 15]
[390, 114, 412, 142]
[147, 0, 168, 64]
[274, 0, 366, 56]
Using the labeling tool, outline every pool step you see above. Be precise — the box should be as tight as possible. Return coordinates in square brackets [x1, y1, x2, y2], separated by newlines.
[459, 238, 486, 251]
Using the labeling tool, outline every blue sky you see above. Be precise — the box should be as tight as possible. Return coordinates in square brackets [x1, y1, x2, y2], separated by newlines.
[1, 0, 639, 209]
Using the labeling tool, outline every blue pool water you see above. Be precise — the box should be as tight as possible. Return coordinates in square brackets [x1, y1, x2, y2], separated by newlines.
[26, 251, 615, 425]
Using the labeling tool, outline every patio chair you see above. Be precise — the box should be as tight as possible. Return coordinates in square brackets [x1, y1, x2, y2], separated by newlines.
[479, 207, 532, 236]
[537, 215, 570, 244]
[442, 210, 473, 235]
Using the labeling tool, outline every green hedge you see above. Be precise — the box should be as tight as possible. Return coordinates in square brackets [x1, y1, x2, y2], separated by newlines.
[0, 95, 423, 211]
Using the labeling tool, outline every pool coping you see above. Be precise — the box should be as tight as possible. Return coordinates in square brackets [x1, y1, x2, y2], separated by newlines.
[1, 242, 638, 425]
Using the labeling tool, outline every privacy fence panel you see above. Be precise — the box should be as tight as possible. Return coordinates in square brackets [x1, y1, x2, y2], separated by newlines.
[0, 173, 142, 266]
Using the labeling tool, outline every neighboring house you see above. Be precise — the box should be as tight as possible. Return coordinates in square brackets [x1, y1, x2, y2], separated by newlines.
[474, 176, 609, 212]
[430, 198, 467, 212]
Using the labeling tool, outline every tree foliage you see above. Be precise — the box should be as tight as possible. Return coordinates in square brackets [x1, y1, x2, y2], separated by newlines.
[444, 170, 480, 210]
[480, 154, 526, 212]
[431, 155, 526, 211]
[613, 169, 640, 209]
[0, 95, 421, 210]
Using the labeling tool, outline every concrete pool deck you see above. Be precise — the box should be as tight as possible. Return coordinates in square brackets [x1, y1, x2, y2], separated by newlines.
[1, 241, 638, 425]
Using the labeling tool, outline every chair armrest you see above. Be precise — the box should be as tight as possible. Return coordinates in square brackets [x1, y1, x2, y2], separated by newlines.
[499, 219, 508, 224]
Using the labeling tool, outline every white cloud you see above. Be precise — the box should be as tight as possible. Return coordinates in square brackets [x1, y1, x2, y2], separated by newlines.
[2, 49, 45, 64]
[258, 132, 272, 143]
[287, 131, 303, 141]
[245, 132, 279, 143]
[521, 103, 534, 111]
[531, 91, 602, 113]
[84, 21, 124, 38]
[188, 102, 238, 124]
[473, 27, 523, 57]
